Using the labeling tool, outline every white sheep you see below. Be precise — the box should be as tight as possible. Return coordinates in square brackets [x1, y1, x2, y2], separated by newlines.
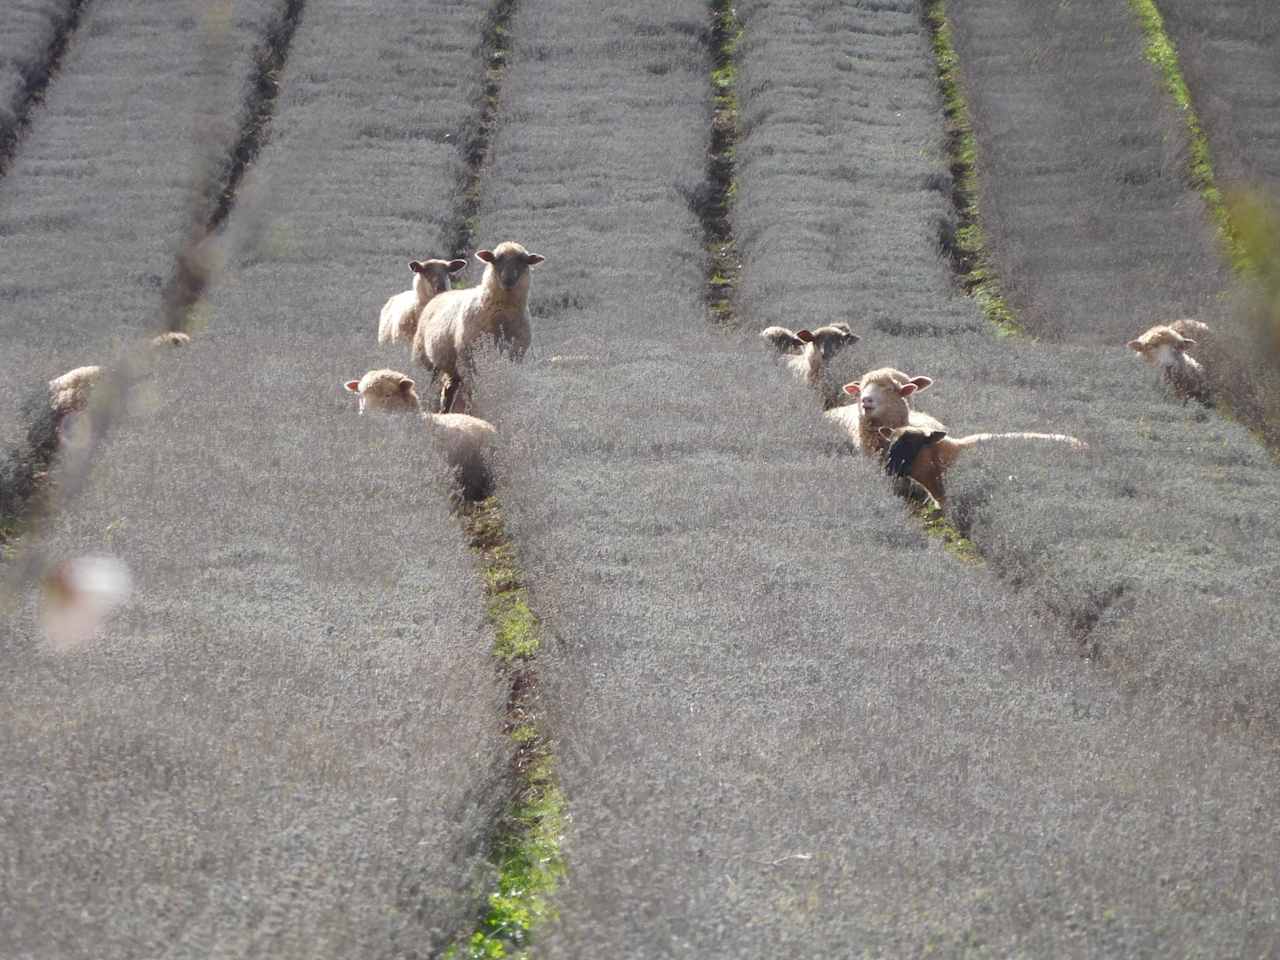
[1126, 323, 1209, 403]
[825, 367, 940, 456]
[411, 241, 545, 413]
[342, 368, 496, 500]
[378, 258, 468, 345]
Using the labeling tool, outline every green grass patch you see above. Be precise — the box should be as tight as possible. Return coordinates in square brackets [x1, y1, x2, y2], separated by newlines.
[451, 497, 566, 957]
[1126, 0, 1251, 275]
[914, 501, 982, 565]
[923, 0, 1022, 338]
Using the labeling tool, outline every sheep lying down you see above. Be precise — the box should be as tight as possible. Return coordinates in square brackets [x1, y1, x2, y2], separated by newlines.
[343, 369, 496, 500]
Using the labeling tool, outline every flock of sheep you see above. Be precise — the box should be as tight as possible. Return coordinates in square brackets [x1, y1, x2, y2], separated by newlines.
[34, 242, 1210, 511]
[760, 314, 1211, 506]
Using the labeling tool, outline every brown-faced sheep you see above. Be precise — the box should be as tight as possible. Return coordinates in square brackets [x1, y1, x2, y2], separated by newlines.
[825, 367, 941, 455]
[761, 323, 861, 408]
[411, 241, 545, 413]
[1127, 323, 1209, 402]
[342, 369, 496, 500]
[378, 258, 468, 345]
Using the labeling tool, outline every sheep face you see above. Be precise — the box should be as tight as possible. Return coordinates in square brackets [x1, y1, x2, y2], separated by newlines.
[476, 241, 545, 292]
[842, 368, 932, 425]
[344, 369, 420, 415]
[805, 324, 861, 361]
[411, 258, 467, 297]
[1127, 325, 1195, 371]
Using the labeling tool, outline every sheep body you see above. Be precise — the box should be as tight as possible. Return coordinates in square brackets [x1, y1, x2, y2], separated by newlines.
[343, 369, 496, 499]
[412, 241, 544, 413]
[881, 424, 1088, 506]
[48, 366, 102, 419]
[1127, 323, 1209, 402]
[378, 258, 467, 345]
[150, 332, 191, 348]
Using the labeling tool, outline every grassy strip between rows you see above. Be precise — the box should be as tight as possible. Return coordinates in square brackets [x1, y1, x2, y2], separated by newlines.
[450, 499, 565, 959]
[445, 0, 518, 263]
[922, 0, 1021, 338]
[1125, 0, 1250, 275]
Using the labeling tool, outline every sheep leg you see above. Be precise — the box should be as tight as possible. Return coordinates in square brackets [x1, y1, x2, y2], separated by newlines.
[440, 374, 462, 414]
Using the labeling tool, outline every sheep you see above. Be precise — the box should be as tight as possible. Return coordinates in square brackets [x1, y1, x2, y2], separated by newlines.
[879, 424, 1088, 507]
[761, 323, 861, 408]
[1169, 318, 1211, 338]
[342, 369, 496, 500]
[150, 332, 191, 348]
[824, 367, 941, 456]
[48, 366, 102, 421]
[378, 258, 468, 345]
[1126, 323, 1209, 402]
[411, 241, 545, 413]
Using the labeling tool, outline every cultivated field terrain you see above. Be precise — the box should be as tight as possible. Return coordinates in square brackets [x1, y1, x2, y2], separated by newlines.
[1, 0, 1278, 956]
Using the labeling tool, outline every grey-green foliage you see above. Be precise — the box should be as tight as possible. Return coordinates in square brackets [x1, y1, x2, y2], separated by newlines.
[0, 0, 78, 144]
[0, 339, 508, 958]
[946, 0, 1229, 345]
[2, 0, 509, 955]
[1156, 0, 1280, 195]
[0, 0, 280, 448]
[469, 0, 1280, 954]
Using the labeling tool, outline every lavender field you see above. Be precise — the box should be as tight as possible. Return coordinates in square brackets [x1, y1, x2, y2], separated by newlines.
[2, 0, 1278, 956]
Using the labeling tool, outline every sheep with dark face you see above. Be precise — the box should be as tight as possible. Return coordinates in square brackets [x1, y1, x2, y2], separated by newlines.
[880, 424, 1088, 508]
[378, 257, 468, 345]
[342, 369, 496, 500]
[412, 241, 545, 413]
[1127, 323, 1209, 402]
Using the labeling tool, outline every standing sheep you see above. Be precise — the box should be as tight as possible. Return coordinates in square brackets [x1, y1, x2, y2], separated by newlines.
[825, 367, 940, 455]
[1126, 323, 1209, 403]
[342, 369, 497, 500]
[378, 258, 468, 345]
[411, 241, 545, 413]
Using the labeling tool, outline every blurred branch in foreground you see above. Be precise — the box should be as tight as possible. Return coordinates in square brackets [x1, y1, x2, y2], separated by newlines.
[1228, 190, 1280, 366]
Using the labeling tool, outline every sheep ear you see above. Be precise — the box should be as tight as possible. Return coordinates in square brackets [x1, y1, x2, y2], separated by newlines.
[525, 253, 545, 266]
[475, 249, 496, 263]
[927, 431, 947, 443]
[1177, 338, 1196, 350]
[399, 378, 416, 392]
[878, 426, 895, 440]
[842, 382, 861, 397]
[1126, 339, 1144, 352]
[447, 259, 467, 273]
[409, 260, 425, 273]
[796, 329, 815, 343]
[908, 376, 933, 392]
[845, 333, 861, 344]
[344, 380, 361, 394]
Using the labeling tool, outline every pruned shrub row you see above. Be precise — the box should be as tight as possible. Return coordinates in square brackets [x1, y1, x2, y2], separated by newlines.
[469, 0, 1280, 952]
[0, 0, 281, 446]
[0, 0, 511, 956]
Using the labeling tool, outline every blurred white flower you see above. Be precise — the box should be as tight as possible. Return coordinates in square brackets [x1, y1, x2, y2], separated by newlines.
[39, 555, 133, 652]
